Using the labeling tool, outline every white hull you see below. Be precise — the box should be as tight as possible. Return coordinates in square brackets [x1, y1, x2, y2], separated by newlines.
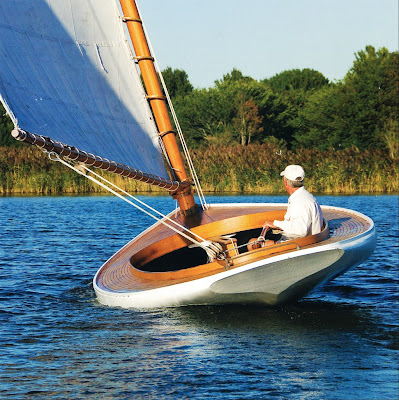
[93, 204, 376, 309]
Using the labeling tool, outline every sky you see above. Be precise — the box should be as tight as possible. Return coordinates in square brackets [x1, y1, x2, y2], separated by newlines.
[137, 0, 398, 88]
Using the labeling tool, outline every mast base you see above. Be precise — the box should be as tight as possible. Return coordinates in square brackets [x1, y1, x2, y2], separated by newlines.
[171, 185, 198, 217]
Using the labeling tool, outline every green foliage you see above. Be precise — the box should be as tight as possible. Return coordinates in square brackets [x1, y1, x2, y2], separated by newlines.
[0, 103, 18, 147]
[161, 67, 193, 98]
[291, 85, 344, 149]
[265, 69, 331, 147]
[293, 46, 399, 150]
[174, 71, 293, 147]
[215, 68, 254, 87]
[382, 117, 399, 161]
[266, 68, 330, 91]
[343, 46, 399, 149]
[173, 88, 234, 147]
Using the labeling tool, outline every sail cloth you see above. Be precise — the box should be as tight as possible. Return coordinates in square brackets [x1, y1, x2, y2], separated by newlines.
[0, 0, 169, 179]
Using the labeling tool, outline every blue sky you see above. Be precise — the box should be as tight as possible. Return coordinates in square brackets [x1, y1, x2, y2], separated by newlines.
[137, 0, 398, 88]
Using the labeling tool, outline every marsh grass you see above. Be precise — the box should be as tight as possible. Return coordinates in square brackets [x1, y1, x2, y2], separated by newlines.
[1, 144, 398, 195]
[191, 144, 398, 193]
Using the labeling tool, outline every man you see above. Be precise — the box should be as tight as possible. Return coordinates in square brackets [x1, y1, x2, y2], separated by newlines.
[259, 165, 323, 246]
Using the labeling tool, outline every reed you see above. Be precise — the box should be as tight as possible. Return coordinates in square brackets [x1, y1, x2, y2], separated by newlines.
[0, 146, 164, 194]
[191, 144, 399, 194]
[1, 144, 398, 195]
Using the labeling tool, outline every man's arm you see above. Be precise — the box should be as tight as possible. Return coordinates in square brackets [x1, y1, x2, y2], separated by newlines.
[273, 207, 310, 238]
[262, 220, 282, 230]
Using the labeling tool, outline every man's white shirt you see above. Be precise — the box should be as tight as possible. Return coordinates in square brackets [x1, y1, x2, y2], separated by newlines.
[273, 186, 323, 240]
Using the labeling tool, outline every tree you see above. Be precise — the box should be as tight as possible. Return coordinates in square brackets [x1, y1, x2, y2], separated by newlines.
[293, 46, 399, 150]
[291, 85, 344, 149]
[233, 96, 263, 145]
[173, 88, 234, 147]
[215, 68, 254, 88]
[161, 67, 193, 99]
[264, 69, 330, 148]
[266, 68, 329, 92]
[343, 46, 399, 149]
[216, 78, 291, 145]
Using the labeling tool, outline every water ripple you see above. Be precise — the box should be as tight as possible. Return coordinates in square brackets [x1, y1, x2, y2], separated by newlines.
[0, 194, 398, 399]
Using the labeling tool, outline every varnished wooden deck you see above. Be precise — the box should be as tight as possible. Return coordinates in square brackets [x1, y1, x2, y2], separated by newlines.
[95, 205, 372, 293]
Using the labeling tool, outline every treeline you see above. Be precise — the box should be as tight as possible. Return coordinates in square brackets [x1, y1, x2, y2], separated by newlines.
[164, 46, 398, 156]
[0, 45, 398, 194]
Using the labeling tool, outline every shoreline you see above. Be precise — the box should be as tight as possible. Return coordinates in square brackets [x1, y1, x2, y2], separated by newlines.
[2, 190, 397, 197]
[1, 144, 398, 195]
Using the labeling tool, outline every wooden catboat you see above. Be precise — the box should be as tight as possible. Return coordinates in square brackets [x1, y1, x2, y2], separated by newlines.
[94, 203, 376, 308]
[0, 0, 376, 309]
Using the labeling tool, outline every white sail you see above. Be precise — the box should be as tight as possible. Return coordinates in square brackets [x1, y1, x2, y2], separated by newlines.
[0, 0, 168, 179]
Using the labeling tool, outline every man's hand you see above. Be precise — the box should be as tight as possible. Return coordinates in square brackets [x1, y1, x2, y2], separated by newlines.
[262, 220, 281, 230]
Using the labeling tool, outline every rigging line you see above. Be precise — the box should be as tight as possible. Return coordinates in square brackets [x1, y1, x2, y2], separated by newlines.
[0, 93, 17, 127]
[159, 79, 205, 204]
[158, 136, 175, 180]
[136, 4, 208, 210]
[77, 161, 209, 244]
[169, 106, 208, 209]
[162, 90, 207, 208]
[155, 70, 207, 207]
[51, 153, 222, 259]
[164, 87, 207, 209]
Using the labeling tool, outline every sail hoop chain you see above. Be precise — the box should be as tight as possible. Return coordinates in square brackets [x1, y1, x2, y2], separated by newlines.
[49, 152, 223, 262]
[11, 129, 185, 191]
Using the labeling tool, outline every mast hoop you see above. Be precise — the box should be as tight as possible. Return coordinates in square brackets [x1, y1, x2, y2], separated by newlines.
[62, 146, 70, 157]
[102, 158, 111, 170]
[159, 130, 175, 139]
[67, 148, 81, 161]
[122, 16, 142, 23]
[134, 56, 154, 63]
[146, 95, 166, 101]
[108, 161, 118, 173]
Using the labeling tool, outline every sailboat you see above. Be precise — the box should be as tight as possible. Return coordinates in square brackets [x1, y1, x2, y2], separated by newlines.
[0, 0, 376, 308]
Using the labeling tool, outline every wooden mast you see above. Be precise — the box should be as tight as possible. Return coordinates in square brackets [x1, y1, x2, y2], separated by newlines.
[119, 0, 197, 217]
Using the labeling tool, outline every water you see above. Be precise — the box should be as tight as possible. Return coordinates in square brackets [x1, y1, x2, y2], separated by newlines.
[0, 194, 398, 399]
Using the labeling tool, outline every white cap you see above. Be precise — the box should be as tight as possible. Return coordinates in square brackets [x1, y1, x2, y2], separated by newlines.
[280, 165, 305, 181]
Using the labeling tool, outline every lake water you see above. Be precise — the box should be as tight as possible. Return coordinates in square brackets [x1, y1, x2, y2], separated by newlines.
[0, 194, 398, 399]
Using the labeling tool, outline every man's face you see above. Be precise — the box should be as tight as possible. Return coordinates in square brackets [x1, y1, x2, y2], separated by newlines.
[283, 178, 289, 192]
